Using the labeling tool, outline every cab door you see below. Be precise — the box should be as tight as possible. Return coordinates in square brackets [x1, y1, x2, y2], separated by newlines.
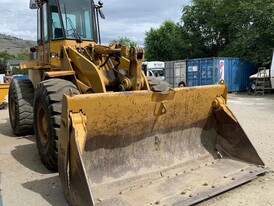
[37, 2, 50, 66]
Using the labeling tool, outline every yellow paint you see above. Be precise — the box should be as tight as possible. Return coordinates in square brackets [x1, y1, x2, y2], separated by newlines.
[45, 71, 75, 78]
[64, 85, 226, 137]
[69, 112, 87, 155]
[0, 84, 9, 105]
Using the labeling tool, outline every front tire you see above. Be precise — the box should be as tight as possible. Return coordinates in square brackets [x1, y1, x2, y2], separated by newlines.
[34, 79, 79, 171]
[8, 79, 34, 136]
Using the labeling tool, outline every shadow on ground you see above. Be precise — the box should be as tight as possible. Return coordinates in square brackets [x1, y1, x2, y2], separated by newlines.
[0, 116, 48, 174]
[0, 117, 35, 143]
[0, 117, 15, 137]
[22, 176, 68, 206]
[11, 143, 53, 175]
[0, 110, 66, 205]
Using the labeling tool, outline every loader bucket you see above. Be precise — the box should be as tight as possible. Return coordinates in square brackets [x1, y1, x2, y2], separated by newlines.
[58, 83, 269, 206]
[0, 84, 9, 108]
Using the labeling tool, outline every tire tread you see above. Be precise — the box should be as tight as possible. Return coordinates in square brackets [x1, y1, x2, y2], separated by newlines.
[9, 79, 34, 136]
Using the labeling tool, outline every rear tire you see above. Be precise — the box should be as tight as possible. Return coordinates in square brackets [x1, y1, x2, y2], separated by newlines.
[178, 81, 186, 87]
[247, 82, 256, 95]
[34, 79, 79, 171]
[250, 82, 256, 91]
[8, 79, 34, 136]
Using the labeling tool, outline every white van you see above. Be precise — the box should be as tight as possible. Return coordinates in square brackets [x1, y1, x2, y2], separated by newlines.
[142, 61, 165, 81]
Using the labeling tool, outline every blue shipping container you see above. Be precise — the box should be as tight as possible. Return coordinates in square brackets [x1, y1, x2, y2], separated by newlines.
[186, 57, 257, 92]
[187, 58, 217, 87]
[12, 75, 29, 79]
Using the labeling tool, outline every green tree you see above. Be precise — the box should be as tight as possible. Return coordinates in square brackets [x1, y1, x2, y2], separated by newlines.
[0, 49, 30, 74]
[144, 20, 186, 61]
[0, 59, 7, 74]
[11, 67, 28, 75]
[17, 48, 29, 60]
[0, 50, 15, 74]
[110, 36, 137, 47]
[0, 50, 15, 61]
[181, 0, 274, 65]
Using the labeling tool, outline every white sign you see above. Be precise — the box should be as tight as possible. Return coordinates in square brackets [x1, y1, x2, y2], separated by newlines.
[0, 74, 4, 84]
[270, 49, 274, 89]
[143, 61, 165, 69]
[220, 60, 225, 80]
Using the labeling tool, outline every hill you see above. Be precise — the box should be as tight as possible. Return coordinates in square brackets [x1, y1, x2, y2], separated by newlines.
[0, 33, 36, 56]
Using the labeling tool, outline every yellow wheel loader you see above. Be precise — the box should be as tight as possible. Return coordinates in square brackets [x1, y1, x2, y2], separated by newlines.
[8, 0, 269, 205]
[0, 83, 9, 109]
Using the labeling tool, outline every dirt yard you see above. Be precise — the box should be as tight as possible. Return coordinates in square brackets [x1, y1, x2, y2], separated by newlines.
[198, 93, 274, 206]
[0, 93, 274, 206]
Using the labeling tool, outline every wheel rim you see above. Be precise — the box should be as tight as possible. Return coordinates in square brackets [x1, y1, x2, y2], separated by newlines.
[9, 95, 16, 122]
[37, 103, 49, 147]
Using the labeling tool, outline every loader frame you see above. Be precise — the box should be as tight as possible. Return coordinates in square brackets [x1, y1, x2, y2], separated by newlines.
[7, 0, 269, 205]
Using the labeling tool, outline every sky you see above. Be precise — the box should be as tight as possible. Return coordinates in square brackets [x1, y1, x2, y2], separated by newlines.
[0, 0, 190, 45]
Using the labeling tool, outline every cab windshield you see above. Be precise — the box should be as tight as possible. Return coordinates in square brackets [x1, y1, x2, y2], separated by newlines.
[56, 0, 94, 40]
[152, 70, 165, 77]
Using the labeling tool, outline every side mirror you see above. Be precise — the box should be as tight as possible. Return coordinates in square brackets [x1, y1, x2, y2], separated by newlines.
[29, 0, 38, 9]
[95, 1, 105, 19]
[98, 1, 103, 7]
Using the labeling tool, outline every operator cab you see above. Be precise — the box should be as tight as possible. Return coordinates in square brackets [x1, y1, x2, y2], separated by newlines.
[30, 0, 98, 44]
[29, 0, 104, 65]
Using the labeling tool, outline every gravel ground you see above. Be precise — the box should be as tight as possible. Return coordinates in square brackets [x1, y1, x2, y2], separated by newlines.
[0, 93, 273, 206]
[0, 107, 68, 206]
[198, 93, 274, 206]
